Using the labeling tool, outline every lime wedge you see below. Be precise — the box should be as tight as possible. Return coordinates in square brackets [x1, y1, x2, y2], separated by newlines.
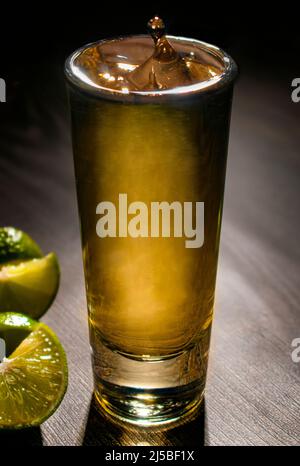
[0, 253, 60, 319]
[0, 312, 68, 429]
[0, 227, 42, 264]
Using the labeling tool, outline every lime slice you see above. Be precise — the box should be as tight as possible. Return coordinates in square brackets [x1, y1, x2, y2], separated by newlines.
[0, 253, 60, 319]
[0, 227, 42, 264]
[0, 312, 68, 429]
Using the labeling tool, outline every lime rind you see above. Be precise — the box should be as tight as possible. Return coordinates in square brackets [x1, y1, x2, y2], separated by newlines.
[0, 253, 60, 319]
[0, 226, 67, 429]
[0, 318, 68, 429]
[0, 312, 38, 357]
[0, 312, 37, 331]
[0, 227, 42, 264]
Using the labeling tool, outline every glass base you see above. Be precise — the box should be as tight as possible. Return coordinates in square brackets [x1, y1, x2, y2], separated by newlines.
[94, 380, 204, 426]
[91, 332, 209, 426]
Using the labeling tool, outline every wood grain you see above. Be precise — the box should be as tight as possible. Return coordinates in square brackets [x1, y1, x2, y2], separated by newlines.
[0, 62, 299, 446]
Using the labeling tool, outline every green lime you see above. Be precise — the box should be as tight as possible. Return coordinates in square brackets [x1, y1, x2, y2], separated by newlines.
[0, 312, 35, 356]
[0, 227, 42, 264]
[0, 253, 60, 319]
[0, 312, 68, 429]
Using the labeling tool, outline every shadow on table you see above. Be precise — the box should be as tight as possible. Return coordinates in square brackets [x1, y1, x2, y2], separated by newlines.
[82, 394, 205, 446]
[0, 427, 43, 446]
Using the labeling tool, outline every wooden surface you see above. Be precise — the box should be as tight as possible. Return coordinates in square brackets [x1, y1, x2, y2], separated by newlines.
[0, 62, 299, 446]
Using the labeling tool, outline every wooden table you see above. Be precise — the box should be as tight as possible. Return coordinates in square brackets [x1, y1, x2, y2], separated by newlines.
[0, 59, 299, 446]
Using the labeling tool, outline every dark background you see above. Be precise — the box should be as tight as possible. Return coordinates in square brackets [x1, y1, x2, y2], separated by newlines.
[1, 4, 299, 125]
[0, 3, 300, 446]
[1, 4, 299, 134]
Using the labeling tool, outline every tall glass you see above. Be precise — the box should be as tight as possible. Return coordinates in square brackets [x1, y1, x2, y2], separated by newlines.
[65, 34, 237, 425]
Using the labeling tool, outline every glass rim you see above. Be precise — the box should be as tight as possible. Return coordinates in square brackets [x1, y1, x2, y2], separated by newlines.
[65, 35, 238, 102]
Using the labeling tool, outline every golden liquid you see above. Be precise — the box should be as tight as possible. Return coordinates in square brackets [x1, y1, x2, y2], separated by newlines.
[76, 43, 221, 93]
[73, 17, 223, 95]
[71, 91, 231, 358]
[67, 23, 236, 423]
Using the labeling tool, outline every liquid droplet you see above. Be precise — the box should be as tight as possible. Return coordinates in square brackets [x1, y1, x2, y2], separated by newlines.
[147, 16, 177, 62]
[127, 16, 194, 90]
[147, 16, 165, 41]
